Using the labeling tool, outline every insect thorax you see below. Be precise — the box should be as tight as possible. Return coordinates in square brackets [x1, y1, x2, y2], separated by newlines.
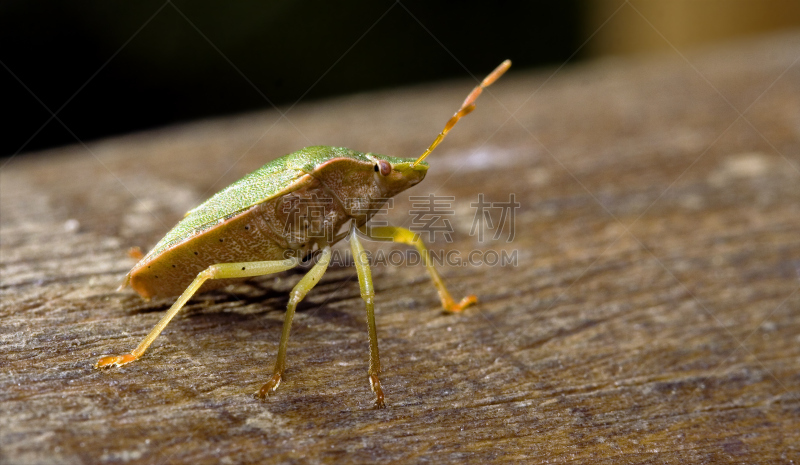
[261, 171, 389, 253]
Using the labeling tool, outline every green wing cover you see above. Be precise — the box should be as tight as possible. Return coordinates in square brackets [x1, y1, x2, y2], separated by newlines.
[141, 146, 363, 262]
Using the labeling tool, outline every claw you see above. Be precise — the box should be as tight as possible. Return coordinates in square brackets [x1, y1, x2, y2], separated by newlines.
[95, 353, 138, 368]
[255, 373, 282, 400]
[370, 373, 386, 408]
[446, 294, 478, 313]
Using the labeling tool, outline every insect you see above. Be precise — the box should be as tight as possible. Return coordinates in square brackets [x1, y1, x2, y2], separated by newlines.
[95, 60, 511, 408]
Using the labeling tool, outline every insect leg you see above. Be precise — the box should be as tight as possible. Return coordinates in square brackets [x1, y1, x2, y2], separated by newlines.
[95, 257, 298, 369]
[366, 226, 477, 312]
[256, 245, 332, 399]
[348, 224, 385, 408]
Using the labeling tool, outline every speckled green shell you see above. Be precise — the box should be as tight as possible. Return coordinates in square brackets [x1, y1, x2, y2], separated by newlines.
[127, 145, 427, 298]
[142, 146, 413, 263]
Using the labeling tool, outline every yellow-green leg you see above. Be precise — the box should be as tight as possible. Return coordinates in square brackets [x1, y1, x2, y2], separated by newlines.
[95, 256, 299, 369]
[348, 224, 385, 408]
[367, 226, 477, 312]
[256, 245, 332, 399]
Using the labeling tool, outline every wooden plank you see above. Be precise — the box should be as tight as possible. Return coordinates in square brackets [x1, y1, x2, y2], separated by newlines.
[2, 33, 799, 464]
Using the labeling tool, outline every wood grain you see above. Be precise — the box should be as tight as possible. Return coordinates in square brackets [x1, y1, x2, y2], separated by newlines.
[2, 33, 799, 464]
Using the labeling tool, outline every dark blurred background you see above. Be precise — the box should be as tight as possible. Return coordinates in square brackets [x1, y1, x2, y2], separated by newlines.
[3, 0, 799, 159]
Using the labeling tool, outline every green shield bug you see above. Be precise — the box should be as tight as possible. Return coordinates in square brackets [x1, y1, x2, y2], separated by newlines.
[95, 60, 512, 408]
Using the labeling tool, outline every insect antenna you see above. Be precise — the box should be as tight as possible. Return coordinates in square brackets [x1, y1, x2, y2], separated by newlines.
[411, 59, 511, 167]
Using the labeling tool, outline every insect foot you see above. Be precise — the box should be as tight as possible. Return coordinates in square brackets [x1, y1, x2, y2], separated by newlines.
[255, 373, 283, 400]
[370, 374, 386, 409]
[94, 353, 139, 368]
[445, 295, 479, 313]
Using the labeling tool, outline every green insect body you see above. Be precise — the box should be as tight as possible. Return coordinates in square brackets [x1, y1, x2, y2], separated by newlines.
[96, 60, 511, 408]
[126, 147, 425, 299]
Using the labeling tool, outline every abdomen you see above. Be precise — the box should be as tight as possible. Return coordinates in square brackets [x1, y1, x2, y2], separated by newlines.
[127, 203, 294, 298]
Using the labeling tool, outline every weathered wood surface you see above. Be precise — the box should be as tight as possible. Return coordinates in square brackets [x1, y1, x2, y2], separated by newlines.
[2, 33, 799, 464]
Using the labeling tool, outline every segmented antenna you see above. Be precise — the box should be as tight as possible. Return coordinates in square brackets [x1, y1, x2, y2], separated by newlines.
[411, 59, 511, 167]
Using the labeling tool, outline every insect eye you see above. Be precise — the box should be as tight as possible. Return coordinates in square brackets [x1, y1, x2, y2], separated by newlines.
[376, 160, 392, 176]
